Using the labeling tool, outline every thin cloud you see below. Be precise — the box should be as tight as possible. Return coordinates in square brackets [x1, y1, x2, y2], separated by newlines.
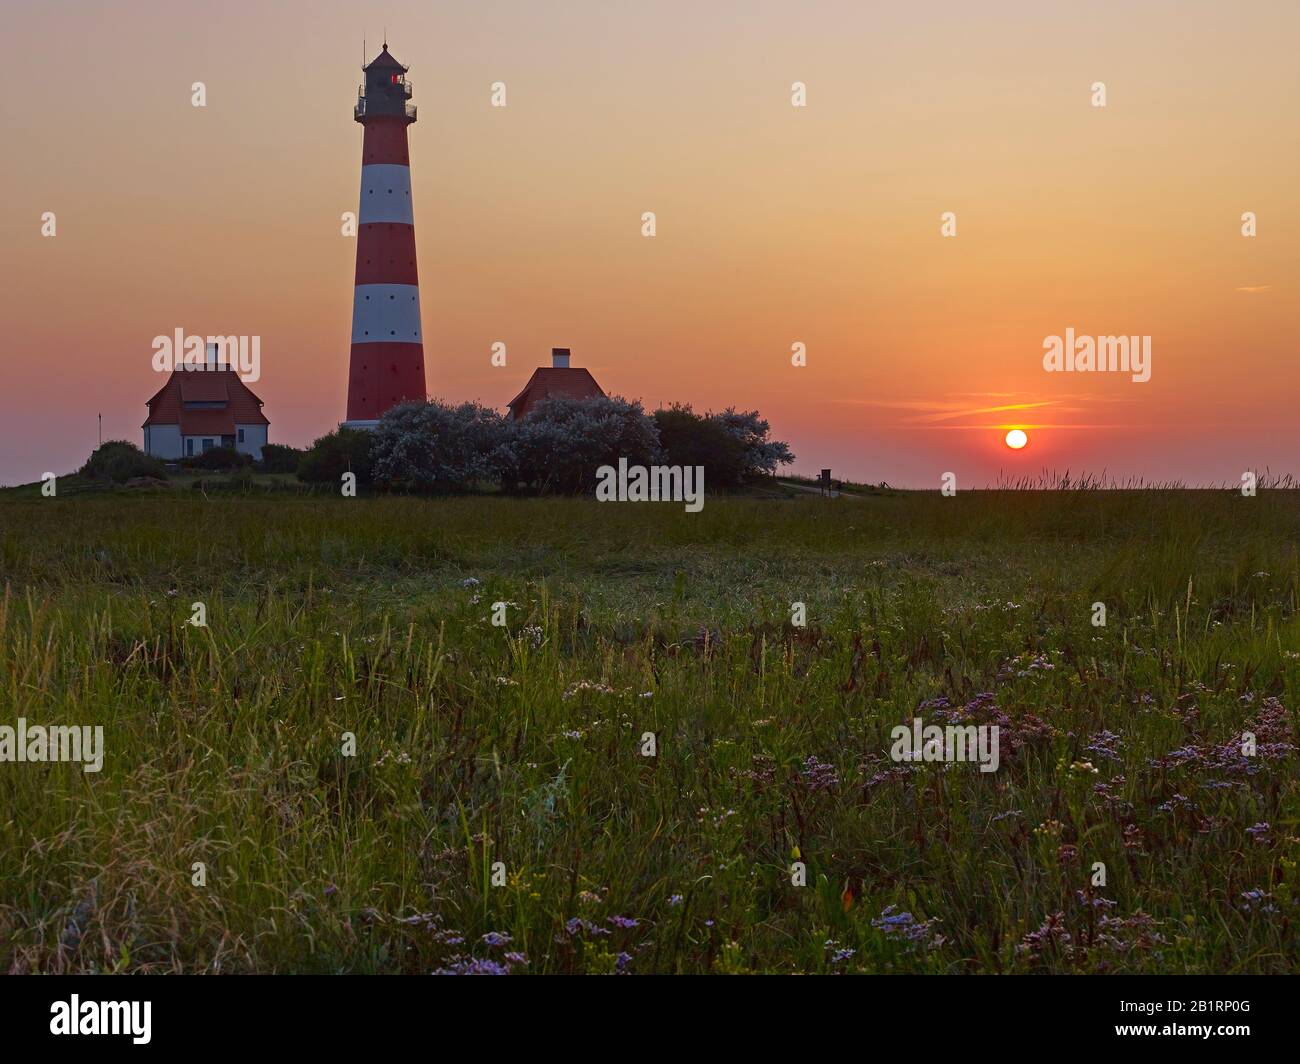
[915, 400, 1062, 424]
[829, 393, 1133, 429]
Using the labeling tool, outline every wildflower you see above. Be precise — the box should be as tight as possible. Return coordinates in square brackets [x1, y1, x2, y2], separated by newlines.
[871, 906, 944, 949]
[799, 755, 840, 792]
[434, 957, 510, 975]
[1075, 891, 1117, 910]
[1015, 911, 1072, 960]
[563, 917, 609, 938]
[1084, 730, 1123, 762]
[562, 680, 616, 700]
[481, 931, 512, 947]
[1238, 889, 1277, 914]
[824, 940, 857, 965]
[1156, 793, 1194, 814]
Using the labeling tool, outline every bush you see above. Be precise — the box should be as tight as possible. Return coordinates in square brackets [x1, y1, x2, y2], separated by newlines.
[79, 441, 167, 484]
[514, 395, 660, 494]
[653, 404, 749, 488]
[297, 428, 374, 485]
[709, 408, 795, 476]
[259, 443, 304, 474]
[371, 400, 512, 493]
[186, 446, 252, 471]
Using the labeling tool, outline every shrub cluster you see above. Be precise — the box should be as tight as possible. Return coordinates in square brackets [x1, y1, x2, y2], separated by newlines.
[289, 397, 794, 494]
[296, 428, 374, 485]
[259, 443, 305, 474]
[79, 441, 167, 484]
[183, 446, 253, 472]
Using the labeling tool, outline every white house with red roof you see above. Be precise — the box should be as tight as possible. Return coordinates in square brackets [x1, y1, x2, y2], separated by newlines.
[143, 353, 269, 460]
[506, 348, 606, 420]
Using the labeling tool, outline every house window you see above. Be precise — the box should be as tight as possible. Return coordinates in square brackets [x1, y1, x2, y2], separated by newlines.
[186, 438, 194, 457]
[237, 428, 245, 444]
[202, 438, 215, 452]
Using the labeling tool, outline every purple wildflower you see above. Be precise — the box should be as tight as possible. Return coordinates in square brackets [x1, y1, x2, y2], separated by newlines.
[800, 755, 840, 792]
[434, 957, 511, 975]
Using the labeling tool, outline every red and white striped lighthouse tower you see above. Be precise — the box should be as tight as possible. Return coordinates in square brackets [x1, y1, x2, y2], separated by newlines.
[343, 43, 426, 428]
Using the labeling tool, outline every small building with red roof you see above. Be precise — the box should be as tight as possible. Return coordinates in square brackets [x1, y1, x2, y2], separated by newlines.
[506, 348, 606, 420]
[143, 352, 269, 460]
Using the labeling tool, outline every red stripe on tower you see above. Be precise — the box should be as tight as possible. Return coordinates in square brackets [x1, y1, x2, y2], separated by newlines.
[343, 44, 426, 428]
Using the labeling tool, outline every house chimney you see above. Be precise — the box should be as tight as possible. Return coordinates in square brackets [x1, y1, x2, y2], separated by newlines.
[551, 347, 570, 369]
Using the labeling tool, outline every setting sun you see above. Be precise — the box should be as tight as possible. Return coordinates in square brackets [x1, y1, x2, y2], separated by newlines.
[1005, 429, 1029, 450]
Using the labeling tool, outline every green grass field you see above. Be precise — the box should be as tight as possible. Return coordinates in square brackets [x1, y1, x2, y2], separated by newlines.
[1, 489, 1297, 973]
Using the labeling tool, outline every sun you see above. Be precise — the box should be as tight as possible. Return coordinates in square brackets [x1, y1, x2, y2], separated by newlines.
[1004, 428, 1029, 450]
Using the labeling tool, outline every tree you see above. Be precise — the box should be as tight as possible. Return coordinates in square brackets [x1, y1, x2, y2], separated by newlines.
[371, 400, 513, 492]
[259, 443, 305, 474]
[653, 404, 748, 488]
[708, 408, 795, 476]
[297, 428, 374, 485]
[514, 395, 660, 494]
[80, 441, 167, 484]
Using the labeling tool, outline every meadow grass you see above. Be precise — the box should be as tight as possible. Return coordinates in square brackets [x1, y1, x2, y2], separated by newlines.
[0, 490, 1297, 973]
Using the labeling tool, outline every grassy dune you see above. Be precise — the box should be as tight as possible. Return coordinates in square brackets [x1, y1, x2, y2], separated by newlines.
[1, 490, 1297, 973]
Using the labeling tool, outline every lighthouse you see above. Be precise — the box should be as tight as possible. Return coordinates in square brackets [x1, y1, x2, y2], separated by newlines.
[343, 44, 426, 429]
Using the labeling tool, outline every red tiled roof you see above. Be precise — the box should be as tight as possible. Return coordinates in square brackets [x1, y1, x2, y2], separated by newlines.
[179, 409, 237, 435]
[143, 369, 268, 429]
[179, 374, 229, 402]
[507, 367, 606, 419]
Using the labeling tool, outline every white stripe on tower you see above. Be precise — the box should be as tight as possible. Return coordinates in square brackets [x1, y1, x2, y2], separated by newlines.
[351, 284, 422, 343]
[358, 164, 414, 224]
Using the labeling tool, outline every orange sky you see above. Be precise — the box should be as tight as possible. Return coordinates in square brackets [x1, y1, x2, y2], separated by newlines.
[1, 0, 1296, 486]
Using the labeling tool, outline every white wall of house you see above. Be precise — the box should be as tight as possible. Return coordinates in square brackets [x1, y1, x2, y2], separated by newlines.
[145, 423, 266, 461]
[143, 424, 183, 459]
[235, 423, 267, 460]
[181, 435, 221, 458]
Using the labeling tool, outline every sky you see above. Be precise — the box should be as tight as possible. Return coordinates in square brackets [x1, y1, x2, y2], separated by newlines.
[1, 0, 1296, 487]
